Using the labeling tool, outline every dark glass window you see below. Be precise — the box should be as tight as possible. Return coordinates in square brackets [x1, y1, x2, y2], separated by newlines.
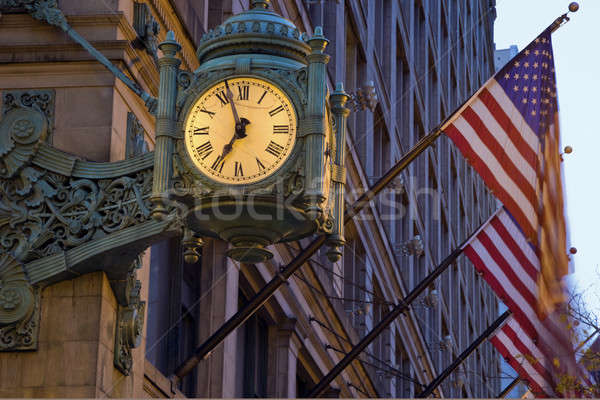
[238, 292, 269, 398]
[145, 237, 202, 397]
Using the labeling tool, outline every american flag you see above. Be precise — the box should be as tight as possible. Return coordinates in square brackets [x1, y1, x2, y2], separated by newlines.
[490, 315, 556, 397]
[443, 27, 569, 319]
[463, 207, 574, 396]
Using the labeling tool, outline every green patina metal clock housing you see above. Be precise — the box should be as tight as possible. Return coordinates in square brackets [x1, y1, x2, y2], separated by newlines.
[149, 0, 350, 263]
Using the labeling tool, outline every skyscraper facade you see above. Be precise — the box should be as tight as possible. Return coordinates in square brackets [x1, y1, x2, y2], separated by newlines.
[0, 0, 500, 397]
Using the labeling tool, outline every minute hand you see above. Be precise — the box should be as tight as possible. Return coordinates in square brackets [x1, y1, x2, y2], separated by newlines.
[224, 80, 241, 125]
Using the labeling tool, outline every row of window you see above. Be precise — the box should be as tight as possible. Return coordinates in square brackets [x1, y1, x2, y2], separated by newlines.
[317, 0, 500, 397]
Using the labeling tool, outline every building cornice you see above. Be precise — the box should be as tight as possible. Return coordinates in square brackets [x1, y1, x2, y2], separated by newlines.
[147, 0, 199, 71]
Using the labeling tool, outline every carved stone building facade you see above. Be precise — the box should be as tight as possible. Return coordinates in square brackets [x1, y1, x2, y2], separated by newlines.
[0, 0, 500, 398]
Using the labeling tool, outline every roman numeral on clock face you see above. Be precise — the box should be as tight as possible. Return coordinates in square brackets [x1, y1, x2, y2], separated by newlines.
[200, 108, 216, 119]
[269, 105, 284, 117]
[265, 141, 285, 157]
[234, 161, 244, 176]
[193, 126, 209, 135]
[215, 91, 229, 106]
[257, 90, 267, 104]
[238, 85, 249, 100]
[256, 157, 266, 171]
[211, 155, 225, 173]
[196, 141, 213, 160]
[273, 125, 289, 134]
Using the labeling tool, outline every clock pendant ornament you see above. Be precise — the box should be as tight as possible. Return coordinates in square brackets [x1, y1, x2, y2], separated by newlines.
[152, 0, 349, 263]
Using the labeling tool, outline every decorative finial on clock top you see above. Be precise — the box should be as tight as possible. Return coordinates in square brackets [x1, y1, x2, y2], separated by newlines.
[251, 0, 271, 9]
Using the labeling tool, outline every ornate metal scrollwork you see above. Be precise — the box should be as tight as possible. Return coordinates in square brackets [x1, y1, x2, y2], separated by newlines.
[176, 70, 193, 92]
[3, 90, 55, 144]
[113, 257, 145, 375]
[400, 235, 425, 257]
[133, 1, 160, 67]
[0, 105, 153, 261]
[0, 253, 40, 351]
[0, 163, 153, 261]
[0, 102, 159, 359]
[0, 0, 68, 30]
[0, 106, 47, 178]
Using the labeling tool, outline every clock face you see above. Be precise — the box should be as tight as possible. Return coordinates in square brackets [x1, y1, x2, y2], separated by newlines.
[183, 77, 297, 185]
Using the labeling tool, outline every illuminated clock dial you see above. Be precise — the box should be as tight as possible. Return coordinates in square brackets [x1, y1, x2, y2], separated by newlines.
[183, 77, 297, 185]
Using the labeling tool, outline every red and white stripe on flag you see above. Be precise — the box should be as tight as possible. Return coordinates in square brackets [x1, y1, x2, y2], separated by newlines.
[490, 315, 556, 397]
[463, 207, 578, 396]
[442, 28, 569, 317]
[463, 208, 543, 338]
[444, 81, 540, 242]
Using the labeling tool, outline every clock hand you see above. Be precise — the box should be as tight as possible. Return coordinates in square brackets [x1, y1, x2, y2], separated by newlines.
[224, 80, 250, 138]
[221, 80, 250, 158]
[221, 117, 250, 159]
[224, 79, 241, 126]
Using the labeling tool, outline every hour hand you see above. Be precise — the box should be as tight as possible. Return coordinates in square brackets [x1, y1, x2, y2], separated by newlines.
[221, 142, 234, 159]
[221, 117, 251, 158]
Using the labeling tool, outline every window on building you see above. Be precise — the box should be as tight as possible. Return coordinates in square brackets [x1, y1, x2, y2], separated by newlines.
[344, 12, 367, 154]
[207, 0, 236, 29]
[428, 50, 440, 130]
[373, 106, 392, 235]
[426, 158, 439, 261]
[296, 360, 314, 398]
[180, 305, 198, 395]
[413, 4, 426, 95]
[145, 237, 202, 397]
[393, 174, 410, 271]
[169, 0, 207, 45]
[395, 334, 412, 398]
[399, 0, 411, 31]
[396, 28, 410, 153]
[374, 0, 391, 82]
[343, 223, 367, 334]
[440, 12, 450, 113]
[237, 291, 269, 397]
[371, 280, 385, 363]
[317, 0, 339, 80]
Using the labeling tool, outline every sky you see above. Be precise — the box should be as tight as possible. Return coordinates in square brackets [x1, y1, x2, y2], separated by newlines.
[494, 1, 600, 314]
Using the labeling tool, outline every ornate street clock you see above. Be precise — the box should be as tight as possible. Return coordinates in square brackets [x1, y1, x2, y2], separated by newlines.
[150, 0, 350, 263]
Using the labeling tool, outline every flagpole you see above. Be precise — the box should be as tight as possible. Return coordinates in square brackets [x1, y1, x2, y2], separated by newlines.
[498, 377, 521, 398]
[416, 310, 512, 398]
[343, 129, 442, 223]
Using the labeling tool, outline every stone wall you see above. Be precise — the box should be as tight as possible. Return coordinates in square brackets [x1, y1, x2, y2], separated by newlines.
[0, 272, 147, 397]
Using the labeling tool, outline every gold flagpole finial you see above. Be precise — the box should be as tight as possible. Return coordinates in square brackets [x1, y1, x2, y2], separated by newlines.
[550, 2, 579, 33]
[568, 2, 580, 12]
[560, 145, 573, 161]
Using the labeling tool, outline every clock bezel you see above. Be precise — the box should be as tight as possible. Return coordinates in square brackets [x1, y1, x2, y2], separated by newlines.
[177, 71, 306, 192]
